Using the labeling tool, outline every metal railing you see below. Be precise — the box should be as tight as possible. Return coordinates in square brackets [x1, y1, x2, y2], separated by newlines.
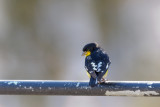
[0, 80, 159, 96]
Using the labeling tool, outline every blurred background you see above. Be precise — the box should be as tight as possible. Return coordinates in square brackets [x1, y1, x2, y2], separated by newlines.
[0, 0, 160, 107]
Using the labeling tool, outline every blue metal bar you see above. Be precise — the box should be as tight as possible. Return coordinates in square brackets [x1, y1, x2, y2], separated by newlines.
[0, 80, 160, 96]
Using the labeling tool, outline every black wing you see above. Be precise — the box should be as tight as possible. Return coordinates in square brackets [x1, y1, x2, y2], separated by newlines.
[85, 55, 98, 79]
[85, 49, 111, 79]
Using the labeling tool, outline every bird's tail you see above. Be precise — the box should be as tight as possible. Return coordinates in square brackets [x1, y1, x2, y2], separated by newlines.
[89, 77, 98, 87]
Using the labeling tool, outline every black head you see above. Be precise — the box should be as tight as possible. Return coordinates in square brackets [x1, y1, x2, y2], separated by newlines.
[82, 43, 99, 57]
[83, 43, 99, 52]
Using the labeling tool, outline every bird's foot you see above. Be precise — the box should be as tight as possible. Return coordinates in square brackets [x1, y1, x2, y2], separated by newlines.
[101, 78, 109, 83]
[97, 81, 101, 84]
[101, 78, 106, 83]
[97, 78, 105, 84]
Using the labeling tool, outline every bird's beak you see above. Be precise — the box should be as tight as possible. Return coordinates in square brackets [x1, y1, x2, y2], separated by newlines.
[82, 51, 86, 56]
[82, 51, 91, 56]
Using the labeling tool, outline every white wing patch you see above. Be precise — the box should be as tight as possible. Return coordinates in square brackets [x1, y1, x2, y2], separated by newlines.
[97, 62, 102, 72]
[91, 62, 97, 70]
[106, 63, 109, 69]
[90, 62, 106, 72]
[98, 62, 102, 68]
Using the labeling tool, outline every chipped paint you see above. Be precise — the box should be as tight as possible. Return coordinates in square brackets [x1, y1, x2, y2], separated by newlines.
[29, 86, 32, 89]
[148, 86, 152, 88]
[48, 87, 52, 90]
[81, 86, 90, 89]
[147, 82, 153, 85]
[23, 86, 34, 90]
[105, 90, 159, 96]
[8, 81, 19, 85]
[76, 82, 80, 87]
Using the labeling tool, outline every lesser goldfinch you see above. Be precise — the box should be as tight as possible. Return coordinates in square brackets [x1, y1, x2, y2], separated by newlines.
[82, 43, 111, 87]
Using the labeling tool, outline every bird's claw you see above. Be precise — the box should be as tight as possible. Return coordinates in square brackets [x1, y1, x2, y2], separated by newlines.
[98, 78, 109, 84]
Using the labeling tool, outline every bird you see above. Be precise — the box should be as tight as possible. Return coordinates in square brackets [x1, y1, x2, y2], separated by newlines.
[82, 43, 111, 87]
